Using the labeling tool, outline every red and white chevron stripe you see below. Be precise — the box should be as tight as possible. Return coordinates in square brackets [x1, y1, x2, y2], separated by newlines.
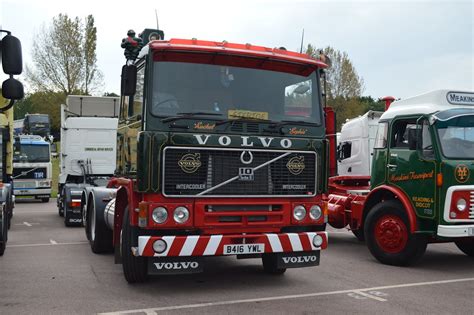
[136, 232, 328, 257]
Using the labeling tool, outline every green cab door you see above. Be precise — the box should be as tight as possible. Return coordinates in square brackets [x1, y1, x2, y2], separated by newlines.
[386, 118, 438, 221]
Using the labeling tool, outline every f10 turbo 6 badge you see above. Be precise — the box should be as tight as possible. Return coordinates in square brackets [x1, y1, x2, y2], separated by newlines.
[178, 153, 201, 173]
[286, 156, 305, 175]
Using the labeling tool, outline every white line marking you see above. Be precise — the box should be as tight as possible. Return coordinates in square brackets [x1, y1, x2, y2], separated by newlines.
[97, 277, 474, 314]
[23, 221, 32, 227]
[49, 239, 58, 245]
[352, 290, 387, 302]
[8, 241, 88, 248]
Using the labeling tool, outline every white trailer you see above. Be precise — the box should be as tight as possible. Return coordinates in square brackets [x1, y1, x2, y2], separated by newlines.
[58, 95, 119, 226]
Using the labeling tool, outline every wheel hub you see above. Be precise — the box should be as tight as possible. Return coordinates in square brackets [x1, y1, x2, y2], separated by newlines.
[374, 215, 408, 254]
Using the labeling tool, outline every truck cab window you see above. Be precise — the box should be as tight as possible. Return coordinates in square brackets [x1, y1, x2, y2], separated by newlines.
[374, 122, 388, 149]
[390, 120, 416, 149]
[420, 119, 434, 159]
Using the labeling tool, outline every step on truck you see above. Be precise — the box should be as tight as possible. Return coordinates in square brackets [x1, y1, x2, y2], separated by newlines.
[82, 28, 329, 282]
[13, 135, 52, 202]
[0, 30, 24, 255]
[328, 90, 474, 265]
[57, 95, 119, 226]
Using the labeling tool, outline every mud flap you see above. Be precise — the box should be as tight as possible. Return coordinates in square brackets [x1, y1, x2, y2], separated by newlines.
[148, 257, 203, 275]
[275, 251, 320, 269]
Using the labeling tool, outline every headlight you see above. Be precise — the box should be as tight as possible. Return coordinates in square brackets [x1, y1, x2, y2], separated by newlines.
[456, 198, 467, 211]
[173, 206, 189, 224]
[309, 205, 322, 220]
[152, 207, 168, 224]
[153, 240, 167, 254]
[293, 205, 306, 221]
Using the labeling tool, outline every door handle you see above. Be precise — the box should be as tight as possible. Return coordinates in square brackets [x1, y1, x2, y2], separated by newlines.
[387, 164, 397, 170]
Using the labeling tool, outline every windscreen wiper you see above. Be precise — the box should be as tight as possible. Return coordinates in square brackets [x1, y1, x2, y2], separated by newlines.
[161, 112, 223, 123]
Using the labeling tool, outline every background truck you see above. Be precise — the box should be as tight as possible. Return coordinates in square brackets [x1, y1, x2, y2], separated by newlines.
[0, 29, 24, 255]
[327, 90, 474, 265]
[12, 135, 52, 202]
[82, 28, 329, 283]
[14, 114, 52, 141]
[57, 95, 119, 226]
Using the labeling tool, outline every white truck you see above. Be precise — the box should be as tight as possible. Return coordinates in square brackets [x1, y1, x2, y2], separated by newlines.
[337, 110, 383, 177]
[12, 135, 52, 202]
[57, 95, 119, 226]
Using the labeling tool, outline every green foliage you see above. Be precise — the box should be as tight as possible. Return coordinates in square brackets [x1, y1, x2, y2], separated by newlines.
[26, 13, 103, 95]
[305, 44, 368, 130]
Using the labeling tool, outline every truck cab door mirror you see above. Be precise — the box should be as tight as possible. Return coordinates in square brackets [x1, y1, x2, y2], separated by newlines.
[1, 34, 23, 75]
[408, 128, 417, 150]
[121, 65, 137, 96]
[2, 77, 24, 100]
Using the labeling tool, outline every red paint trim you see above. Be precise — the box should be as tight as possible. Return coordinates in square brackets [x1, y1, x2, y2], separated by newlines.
[367, 185, 418, 233]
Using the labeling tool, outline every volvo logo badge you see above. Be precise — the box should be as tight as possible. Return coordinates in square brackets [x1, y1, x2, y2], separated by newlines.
[240, 151, 253, 165]
[178, 153, 202, 173]
[286, 156, 305, 175]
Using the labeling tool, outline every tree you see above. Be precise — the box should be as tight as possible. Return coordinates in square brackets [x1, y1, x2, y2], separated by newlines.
[306, 44, 366, 130]
[26, 13, 102, 95]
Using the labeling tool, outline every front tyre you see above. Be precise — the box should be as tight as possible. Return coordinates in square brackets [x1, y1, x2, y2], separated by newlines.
[121, 209, 147, 283]
[365, 200, 427, 266]
[455, 239, 474, 257]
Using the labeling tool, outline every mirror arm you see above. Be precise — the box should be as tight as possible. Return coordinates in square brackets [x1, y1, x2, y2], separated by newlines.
[0, 99, 15, 113]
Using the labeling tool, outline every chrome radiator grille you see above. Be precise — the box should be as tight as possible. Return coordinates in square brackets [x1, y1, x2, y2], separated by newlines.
[163, 147, 317, 197]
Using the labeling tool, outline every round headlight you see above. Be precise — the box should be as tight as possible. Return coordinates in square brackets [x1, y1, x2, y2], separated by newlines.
[173, 206, 190, 224]
[309, 205, 322, 220]
[293, 205, 306, 221]
[152, 207, 168, 224]
[153, 239, 167, 253]
[456, 198, 467, 211]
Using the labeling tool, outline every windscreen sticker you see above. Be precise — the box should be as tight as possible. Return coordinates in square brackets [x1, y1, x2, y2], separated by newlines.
[228, 109, 268, 120]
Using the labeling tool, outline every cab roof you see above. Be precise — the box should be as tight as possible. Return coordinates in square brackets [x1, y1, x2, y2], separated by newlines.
[148, 38, 327, 76]
[380, 89, 474, 121]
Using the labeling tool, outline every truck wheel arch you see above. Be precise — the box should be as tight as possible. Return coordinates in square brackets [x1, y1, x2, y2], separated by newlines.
[362, 185, 418, 233]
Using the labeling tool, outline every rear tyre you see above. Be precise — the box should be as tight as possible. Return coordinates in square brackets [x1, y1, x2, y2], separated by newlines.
[365, 200, 427, 266]
[352, 229, 365, 242]
[122, 209, 147, 283]
[262, 254, 286, 275]
[455, 239, 474, 257]
[86, 197, 113, 253]
[41, 198, 50, 203]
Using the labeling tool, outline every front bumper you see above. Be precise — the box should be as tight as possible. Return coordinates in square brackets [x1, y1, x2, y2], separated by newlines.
[437, 224, 474, 238]
[14, 187, 51, 197]
[135, 232, 328, 257]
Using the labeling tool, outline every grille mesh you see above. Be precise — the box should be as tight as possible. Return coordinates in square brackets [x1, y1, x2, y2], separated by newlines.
[163, 147, 316, 197]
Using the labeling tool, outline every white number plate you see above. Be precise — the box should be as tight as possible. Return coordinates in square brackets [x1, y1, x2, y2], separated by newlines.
[223, 244, 265, 255]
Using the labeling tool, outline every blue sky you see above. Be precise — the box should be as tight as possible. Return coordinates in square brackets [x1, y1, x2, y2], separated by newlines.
[1, 0, 472, 99]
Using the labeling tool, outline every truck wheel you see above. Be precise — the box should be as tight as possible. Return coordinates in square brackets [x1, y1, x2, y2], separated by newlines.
[41, 198, 50, 203]
[364, 200, 427, 266]
[86, 198, 113, 253]
[121, 209, 147, 283]
[352, 229, 365, 242]
[455, 239, 474, 257]
[262, 254, 286, 275]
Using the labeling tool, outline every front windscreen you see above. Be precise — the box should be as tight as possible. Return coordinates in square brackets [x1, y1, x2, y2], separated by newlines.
[14, 144, 50, 163]
[29, 115, 50, 123]
[436, 115, 474, 159]
[150, 61, 321, 124]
